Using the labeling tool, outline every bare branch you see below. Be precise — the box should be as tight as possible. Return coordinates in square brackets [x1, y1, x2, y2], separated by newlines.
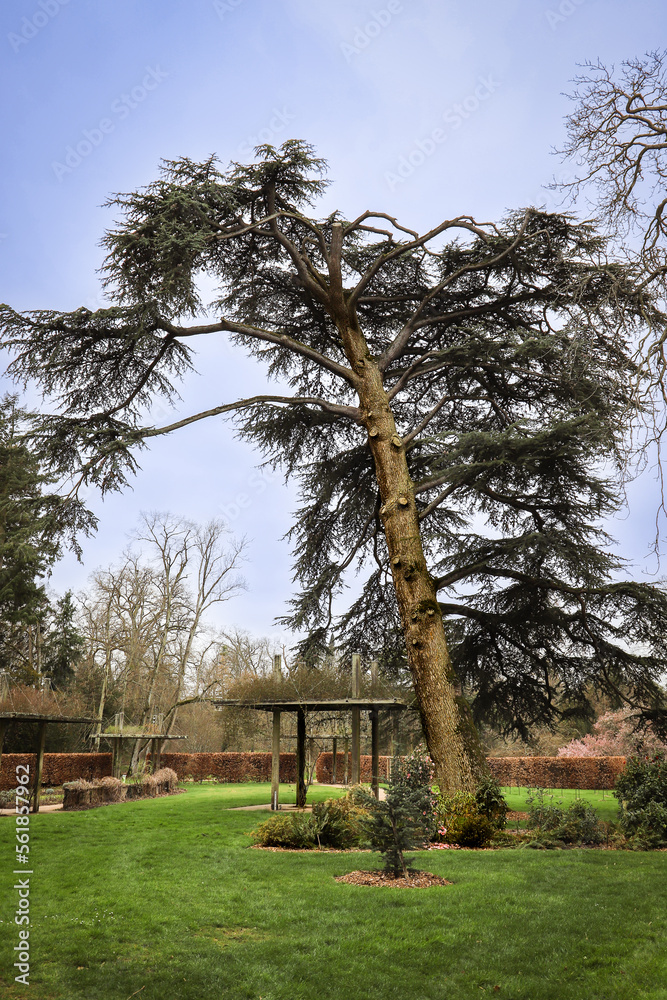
[142, 394, 362, 439]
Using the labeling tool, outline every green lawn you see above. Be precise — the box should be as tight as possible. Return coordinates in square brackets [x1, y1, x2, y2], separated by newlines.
[502, 786, 621, 823]
[1, 782, 665, 1000]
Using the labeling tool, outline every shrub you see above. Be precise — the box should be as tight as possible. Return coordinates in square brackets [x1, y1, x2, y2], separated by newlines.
[140, 773, 158, 797]
[251, 813, 316, 849]
[96, 776, 124, 802]
[153, 767, 178, 792]
[390, 747, 438, 839]
[554, 800, 605, 845]
[310, 794, 368, 848]
[527, 790, 605, 845]
[437, 791, 496, 848]
[474, 775, 508, 831]
[615, 754, 667, 849]
[397, 743, 434, 789]
[63, 778, 93, 789]
[525, 789, 565, 833]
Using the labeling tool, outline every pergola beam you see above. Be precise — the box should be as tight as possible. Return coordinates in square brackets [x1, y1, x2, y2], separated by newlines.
[212, 692, 409, 806]
[0, 713, 96, 813]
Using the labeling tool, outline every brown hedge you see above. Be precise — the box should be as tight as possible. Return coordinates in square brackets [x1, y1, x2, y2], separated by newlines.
[0, 752, 112, 790]
[315, 752, 391, 784]
[487, 756, 627, 790]
[0, 750, 628, 791]
[152, 752, 299, 783]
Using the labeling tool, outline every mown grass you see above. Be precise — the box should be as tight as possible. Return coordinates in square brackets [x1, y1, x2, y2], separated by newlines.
[502, 786, 621, 824]
[1, 782, 665, 1000]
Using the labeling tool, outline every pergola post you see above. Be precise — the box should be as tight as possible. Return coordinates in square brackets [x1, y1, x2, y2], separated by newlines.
[32, 721, 47, 814]
[392, 712, 400, 759]
[271, 710, 281, 809]
[150, 738, 160, 773]
[331, 735, 338, 784]
[271, 654, 282, 810]
[0, 718, 8, 781]
[371, 708, 379, 799]
[296, 707, 307, 807]
[351, 653, 361, 785]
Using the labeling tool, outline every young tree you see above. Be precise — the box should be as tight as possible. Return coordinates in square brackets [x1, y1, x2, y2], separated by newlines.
[557, 708, 667, 758]
[2, 142, 667, 789]
[41, 590, 84, 689]
[0, 394, 92, 679]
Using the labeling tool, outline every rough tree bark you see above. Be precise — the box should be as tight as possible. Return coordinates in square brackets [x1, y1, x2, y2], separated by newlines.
[328, 223, 486, 791]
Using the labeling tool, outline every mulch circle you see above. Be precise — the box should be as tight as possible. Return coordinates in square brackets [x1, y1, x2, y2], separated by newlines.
[335, 870, 452, 888]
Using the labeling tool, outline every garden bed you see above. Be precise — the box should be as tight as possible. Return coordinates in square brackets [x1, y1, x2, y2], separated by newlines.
[63, 769, 179, 810]
[335, 870, 453, 888]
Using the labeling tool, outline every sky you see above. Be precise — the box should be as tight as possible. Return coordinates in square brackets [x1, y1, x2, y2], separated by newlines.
[1, 0, 667, 641]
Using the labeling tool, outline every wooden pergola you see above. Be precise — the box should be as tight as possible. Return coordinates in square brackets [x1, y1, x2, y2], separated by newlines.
[0, 712, 96, 813]
[212, 696, 408, 808]
[92, 732, 188, 777]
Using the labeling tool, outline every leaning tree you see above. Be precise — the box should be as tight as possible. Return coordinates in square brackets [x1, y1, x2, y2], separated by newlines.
[3, 141, 667, 790]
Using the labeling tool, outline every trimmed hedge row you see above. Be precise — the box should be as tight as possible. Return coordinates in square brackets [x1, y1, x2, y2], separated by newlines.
[0, 752, 112, 790]
[315, 752, 392, 784]
[487, 756, 627, 790]
[153, 751, 299, 783]
[0, 750, 629, 790]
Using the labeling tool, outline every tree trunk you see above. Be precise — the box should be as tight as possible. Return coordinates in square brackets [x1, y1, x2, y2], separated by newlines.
[360, 354, 487, 791]
[329, 252, 487, 790]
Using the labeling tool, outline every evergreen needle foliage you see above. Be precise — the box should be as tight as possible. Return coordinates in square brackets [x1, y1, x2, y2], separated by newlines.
[2, 141, 667, 775]
[359, 782, 434, 877]
[0, 394, 92, 679]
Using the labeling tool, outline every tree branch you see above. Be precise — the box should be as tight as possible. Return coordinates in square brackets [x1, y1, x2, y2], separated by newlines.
[142, 394, 363, 438]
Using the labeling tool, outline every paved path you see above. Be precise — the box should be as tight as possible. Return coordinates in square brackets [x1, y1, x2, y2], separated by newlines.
[0, 803, 63, 816]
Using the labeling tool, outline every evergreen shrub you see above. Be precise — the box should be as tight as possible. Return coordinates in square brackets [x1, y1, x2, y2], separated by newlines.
[615, 753, 667, 849]
[358, 783, 434, 876]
